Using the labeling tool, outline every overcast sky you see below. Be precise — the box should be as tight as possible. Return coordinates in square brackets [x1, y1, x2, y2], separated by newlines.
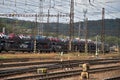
[0, 0, 120, 22]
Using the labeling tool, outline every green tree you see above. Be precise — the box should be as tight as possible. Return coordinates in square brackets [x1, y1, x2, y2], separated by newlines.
[105, 36, 120, 46]
[0, 22, 6, 32]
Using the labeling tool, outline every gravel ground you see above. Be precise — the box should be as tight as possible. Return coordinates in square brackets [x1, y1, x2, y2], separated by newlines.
[61, 62, 120, 80]
[61, 69, 120, 80]
[1, 53, 120, 80]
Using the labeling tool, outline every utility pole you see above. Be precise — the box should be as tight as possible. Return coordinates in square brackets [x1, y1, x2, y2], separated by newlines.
[39, 0, 44, 36]
[78, 21, 81, 39]
[85, 18, 88, 54]
[83, 9, 88, 54]
[69, 0, 74, 51]
[47, 9, 50, 37]
[57, 12, 59, 38]
[116, 19, 120, 54]
[101, 8, 105, 54]
[34, 14, 37, 53]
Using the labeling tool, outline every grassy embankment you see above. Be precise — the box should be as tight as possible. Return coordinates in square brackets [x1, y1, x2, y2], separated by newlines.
[0, 52, 120, 60]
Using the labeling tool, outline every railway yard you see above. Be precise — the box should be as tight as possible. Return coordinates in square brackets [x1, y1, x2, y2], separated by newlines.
[0, 52, 120, 80]
[0, 0, 120, 80]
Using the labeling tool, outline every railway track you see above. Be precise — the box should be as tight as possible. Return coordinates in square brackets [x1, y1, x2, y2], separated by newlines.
[0, 57, 59, 63]
[104, 76, 120, 80]
[6, 65, 120, 80]
[0, 58, 120, 79]
[1, 58, 120, 68]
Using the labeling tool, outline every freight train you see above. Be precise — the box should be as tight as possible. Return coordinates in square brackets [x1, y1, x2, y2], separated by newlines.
[0, 33, 110, 53]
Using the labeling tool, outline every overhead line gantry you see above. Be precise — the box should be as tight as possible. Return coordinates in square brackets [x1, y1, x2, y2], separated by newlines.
[0, 13, 69, 17]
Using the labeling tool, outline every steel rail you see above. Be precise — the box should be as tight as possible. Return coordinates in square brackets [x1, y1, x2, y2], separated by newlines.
[6, 65, 120, 80]
[1, 58, 120, 68]
[0, 59, 120, 78]
[0, 57, 59, 63]
[104, 76, 120, 80]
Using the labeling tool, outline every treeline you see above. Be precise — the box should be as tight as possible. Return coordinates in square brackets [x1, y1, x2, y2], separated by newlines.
[0, 18, 119, 37]
[75, 19, 120, 37]
[0, 18, 120, 46]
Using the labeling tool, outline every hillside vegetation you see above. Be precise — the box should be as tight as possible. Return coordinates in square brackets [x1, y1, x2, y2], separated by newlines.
[0, 18, 120, 46]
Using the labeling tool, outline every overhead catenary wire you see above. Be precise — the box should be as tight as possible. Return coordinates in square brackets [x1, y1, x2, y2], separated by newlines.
[96, 0, 120, 12]
[91, 1, 119, 18]
[0, 4, 36, 13]
[0, 0, 119, 22]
